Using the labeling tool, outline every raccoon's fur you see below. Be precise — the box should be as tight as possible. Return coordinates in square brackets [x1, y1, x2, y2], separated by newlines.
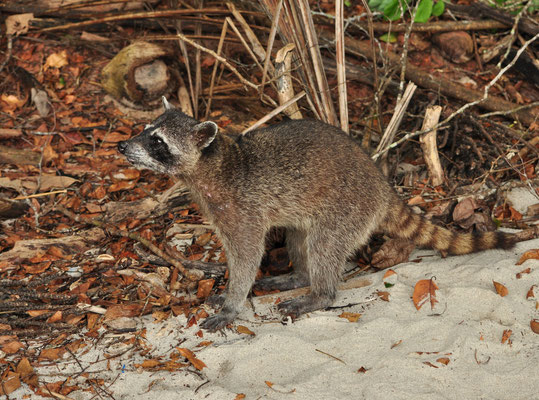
[117, 98, 516, 331]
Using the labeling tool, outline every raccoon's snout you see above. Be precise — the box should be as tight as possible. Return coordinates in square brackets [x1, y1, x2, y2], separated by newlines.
[117, 141, 128, 154]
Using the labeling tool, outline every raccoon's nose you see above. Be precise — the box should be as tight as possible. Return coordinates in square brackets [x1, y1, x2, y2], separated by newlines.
[117, 141, 127, 154]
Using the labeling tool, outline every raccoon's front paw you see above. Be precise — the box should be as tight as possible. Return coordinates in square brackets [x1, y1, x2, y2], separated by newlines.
[199, 311, 237, 332]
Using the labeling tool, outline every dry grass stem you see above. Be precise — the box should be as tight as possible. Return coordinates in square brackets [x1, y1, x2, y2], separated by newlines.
[227, 2, 267, 63]
[374, 81, 417, 162]
[242, 90, 306, 134]
[297, 0, 338, 126]
[335, 0, 349, 133]
[260, 0, 283, 95]
[205, 19, 229, 119]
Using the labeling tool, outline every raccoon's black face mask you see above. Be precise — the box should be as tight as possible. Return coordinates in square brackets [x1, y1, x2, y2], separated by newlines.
[117, 97, 218, 176]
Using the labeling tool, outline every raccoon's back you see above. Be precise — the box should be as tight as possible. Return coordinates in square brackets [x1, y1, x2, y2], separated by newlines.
[239, 119, 390, 201]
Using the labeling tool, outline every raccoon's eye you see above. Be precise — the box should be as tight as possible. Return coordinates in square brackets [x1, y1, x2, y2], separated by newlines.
[151, 136, 164, 146]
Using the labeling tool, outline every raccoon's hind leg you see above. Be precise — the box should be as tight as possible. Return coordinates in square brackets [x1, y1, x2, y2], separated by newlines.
[254, 228, 310, 291]
[277, 228, 345, 318]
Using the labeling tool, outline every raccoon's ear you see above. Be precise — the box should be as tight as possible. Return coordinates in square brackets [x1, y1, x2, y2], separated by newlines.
[193, 121, 218, 149]
[162, 96, 174, 110]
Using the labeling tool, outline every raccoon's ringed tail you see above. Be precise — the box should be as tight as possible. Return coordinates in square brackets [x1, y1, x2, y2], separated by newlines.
[382, 201, 516, 255]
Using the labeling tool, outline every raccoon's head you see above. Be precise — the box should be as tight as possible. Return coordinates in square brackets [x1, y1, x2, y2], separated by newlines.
[117, 97, 218, 176]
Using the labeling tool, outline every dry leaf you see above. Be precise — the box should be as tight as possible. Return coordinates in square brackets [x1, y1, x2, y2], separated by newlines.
[0, 371, 21, 396]
[501, 329, 512, 344]
[16, 357, 38, 387]
[493, 281, 508, 297]
[44, 50, 68, 70]
[5, 13, 34, 36]
[265, 381, 274, 388]
[234, 394, 246, 400]
[236, 325, 255, 335]
[423, 361, 438, 368]
[338, 312, 362, 323]
[136, 359, 161, 369]
[508, 207, 523, 221]
[453, 197, 478, 222]
[407, 195, 425, 206]
[376, 291, 390, 301]
[152, 310, 170, 322]
[38, 347, 65, 361]
[47, 311, 63, 323]
[412, 278, 439, 310]
[1, 94, 26, 112]
[516, 249, 539, 265]
[437, 357, 450, 365]
[382, 269, 398, 287]
[526, 285, 536, 300]
[2, 340, 24, 354]
[516, 268, 531, 279]
[531, 319, 539, 334]
[196, 279, 215, 299]
[104, 304, 143, 320]
[177, 348, 206, 370]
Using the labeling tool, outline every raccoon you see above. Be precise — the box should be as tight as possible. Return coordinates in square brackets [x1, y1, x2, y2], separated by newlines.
[117, 98, 516, 331]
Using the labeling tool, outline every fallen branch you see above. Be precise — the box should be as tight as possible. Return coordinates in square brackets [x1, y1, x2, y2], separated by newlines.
[56, 205, 202, 282]
[326, 31, 539, 127]
[419, 106, 444, 186]
[33, 8, 261, 33]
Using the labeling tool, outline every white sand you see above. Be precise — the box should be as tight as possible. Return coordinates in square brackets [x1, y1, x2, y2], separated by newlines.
[12, 236, 539, 400]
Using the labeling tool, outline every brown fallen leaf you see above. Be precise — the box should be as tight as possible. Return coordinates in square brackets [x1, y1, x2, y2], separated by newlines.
[0, 371, 21, 396]
[501, 329, 512, 344]
[493, 281, 509, 297]
[516, 268, 531, 279]
[526, 285, 536, 300]
[177, 348, 206, 370]
[516, 249, 539, 265]
[16, 357, 38, 388]
[338, 312, 362, 323]
[38, 347, 65, 361]
[104, 304, 143, 320]
[531, 319, 539, 334]
[196, 279, 215, 299]
[44, 50, 68, 70]
[236, 325, 255, 335]
[437, 357, 450, 365]
[2, 340, 24, 354]
[136, 359, 161, 369]
[412, 278, 439, 310]
[376, 291, 390, 301]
